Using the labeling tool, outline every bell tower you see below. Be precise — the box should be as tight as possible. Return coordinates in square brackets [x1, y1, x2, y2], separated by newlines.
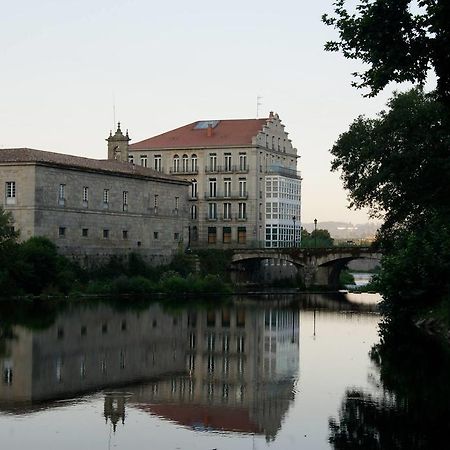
[107, 122, 130, 162]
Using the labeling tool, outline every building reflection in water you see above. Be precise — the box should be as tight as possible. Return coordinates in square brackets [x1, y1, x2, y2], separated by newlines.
[0, 300, 299, 439]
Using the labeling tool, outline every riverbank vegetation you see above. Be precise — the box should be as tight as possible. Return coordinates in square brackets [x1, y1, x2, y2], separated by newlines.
[323, 1, 450, 337]
[0, 211, 231, 298]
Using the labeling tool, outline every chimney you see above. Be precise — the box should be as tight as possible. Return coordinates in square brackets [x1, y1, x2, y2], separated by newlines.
[207, 124, 213, 137]
[269, 111, 274, 118]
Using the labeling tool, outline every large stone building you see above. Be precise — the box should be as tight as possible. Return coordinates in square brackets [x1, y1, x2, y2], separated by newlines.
[0, 125, 190, 264]
[127, 112, 301, 248]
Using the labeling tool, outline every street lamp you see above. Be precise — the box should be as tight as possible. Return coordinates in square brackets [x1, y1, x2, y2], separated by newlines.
[293, 216, 296, 247]
[314, 218, 317, 248]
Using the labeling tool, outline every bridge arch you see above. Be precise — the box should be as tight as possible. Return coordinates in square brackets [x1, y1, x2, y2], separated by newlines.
[228, 248, 382, 288]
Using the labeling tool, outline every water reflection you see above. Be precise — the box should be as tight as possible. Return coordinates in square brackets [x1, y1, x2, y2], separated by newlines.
[0, 298, 302, 439]
[329, 318, 450, 449]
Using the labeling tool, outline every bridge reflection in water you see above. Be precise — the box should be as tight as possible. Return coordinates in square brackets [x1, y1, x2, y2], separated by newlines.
[0, 298, 304, 439]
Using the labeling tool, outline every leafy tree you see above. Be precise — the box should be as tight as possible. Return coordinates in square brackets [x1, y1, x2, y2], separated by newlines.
[330, 89, 450, 241]
[330, 89, 450, 304]
[322, 0, 450, 104]
[301, 228, 334, 248]
[0, 208, 20, 294]
[0, 207, 19, 248]
[13, 237, 60, 295]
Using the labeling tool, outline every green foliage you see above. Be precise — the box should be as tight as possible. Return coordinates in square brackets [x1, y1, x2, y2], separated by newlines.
[195, 249, 234, 278]
[330, 89, 450, 310]
[301, 228, 334, 248]
[330, 89, 450, 236]
[339, 269, 355, 286]
[323, 0, 450, 104]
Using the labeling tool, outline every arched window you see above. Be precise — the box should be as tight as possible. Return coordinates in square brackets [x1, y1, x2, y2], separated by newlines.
[173, 155, 180, 173]
[191, 154, 198, 172]
[191, 205, 197, 220]
[265, 134, 269, 147]
[278, 137, 281, 150]
[182, 154, 189, 172]
[271, 136, 275, 149]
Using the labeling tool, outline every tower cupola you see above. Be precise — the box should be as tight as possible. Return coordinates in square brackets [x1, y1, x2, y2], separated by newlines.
[107, 122, 131, 162]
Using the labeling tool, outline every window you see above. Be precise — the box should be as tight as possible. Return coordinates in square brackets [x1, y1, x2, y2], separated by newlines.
[237, 336, 245, 353]
[224, 153, 232, 171]
[174, 232, 180, 241]
[208, 203, 217, 220]
[223, 203, 231, 220]
[182, 154, 189, 172]
[59, 227, 66, 237]
[5, 181, 16, 204]
[123, 191, 128, 211]
[83, 186, 89, 203]
[128, 154, 134, 164]
[191, 180, 198, 198]
[103, 229, 109, 239]
[208, 178, 217, 198]
[59, 184, 65, 200]
[191, 205, 197, 219]
[191, 154, 198, 172]
[154, 194, 159, 211]
[239, 153, 247, 171]
[223, 227, 231, 243]
[224, 178, 231, 198]
[238, 203, 247, 219]
[82, 228, 89, 237]
[209, 153, 217, 171]
[103, 189, 109, 204]
[238, 226, 246, 243]
[173, 155, 180, 173]
[208, 226, 217, 244]
[239, 179, 247, 197]
[3, 365, 13, 385]
[154, 155, 161, 172]
[122, 230, 128, 239]
[140, 155, 148, 167]
[174, 196, 179, 211]
[153, 231, 159, 239]
[222, 310, 231, 328]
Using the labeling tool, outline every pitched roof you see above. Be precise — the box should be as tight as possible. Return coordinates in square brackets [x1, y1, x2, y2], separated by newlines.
[0, 148, 188, 184]
[130, 118, 269, 150]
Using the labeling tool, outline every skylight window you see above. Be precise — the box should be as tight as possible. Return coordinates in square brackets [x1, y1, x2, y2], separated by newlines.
[194, 120, 220, 129]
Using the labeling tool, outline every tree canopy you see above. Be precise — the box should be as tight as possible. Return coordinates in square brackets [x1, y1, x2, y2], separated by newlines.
[323, 0, 450, 104]
[330, 88, 450, 241]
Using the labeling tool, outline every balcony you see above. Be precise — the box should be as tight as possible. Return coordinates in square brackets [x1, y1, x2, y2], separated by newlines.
[204, 165, 249, 174]
[204, 192, 248, 200]
[266, 165, 302, 179]
[169, 168, 199, 175]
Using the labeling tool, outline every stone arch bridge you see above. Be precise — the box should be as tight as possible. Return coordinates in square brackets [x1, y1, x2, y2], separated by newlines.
[230, 247, 382, 288]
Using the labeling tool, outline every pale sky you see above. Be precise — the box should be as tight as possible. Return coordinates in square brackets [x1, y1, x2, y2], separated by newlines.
[1, 0, 418, 223]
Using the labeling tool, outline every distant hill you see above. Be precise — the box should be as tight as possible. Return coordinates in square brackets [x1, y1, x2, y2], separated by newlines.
[302, 221, 380, 240]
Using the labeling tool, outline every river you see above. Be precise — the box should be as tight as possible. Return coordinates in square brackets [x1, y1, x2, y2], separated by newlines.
[0, 292, 448, 449]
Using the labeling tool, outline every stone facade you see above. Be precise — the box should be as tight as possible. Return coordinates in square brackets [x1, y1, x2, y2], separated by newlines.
[128, 112, 301, 249]
[0, 144, 190, 265]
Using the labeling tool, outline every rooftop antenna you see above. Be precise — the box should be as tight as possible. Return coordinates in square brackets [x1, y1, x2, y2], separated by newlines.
[256, 95, 263, 118]
[112, 92, 116, 129]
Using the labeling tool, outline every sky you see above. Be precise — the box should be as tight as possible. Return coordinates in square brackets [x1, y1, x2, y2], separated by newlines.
[0, 0, 419, 224]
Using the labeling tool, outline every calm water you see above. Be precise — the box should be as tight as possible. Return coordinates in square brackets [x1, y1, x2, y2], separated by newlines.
[0, 293, 448, 449]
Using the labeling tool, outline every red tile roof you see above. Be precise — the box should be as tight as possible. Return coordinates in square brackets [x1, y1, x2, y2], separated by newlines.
[130, 118, 269, 150]
[135, 403, 262, 434]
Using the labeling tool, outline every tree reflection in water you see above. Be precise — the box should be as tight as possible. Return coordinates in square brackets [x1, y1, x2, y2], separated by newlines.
[329, 318, 450, 449]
